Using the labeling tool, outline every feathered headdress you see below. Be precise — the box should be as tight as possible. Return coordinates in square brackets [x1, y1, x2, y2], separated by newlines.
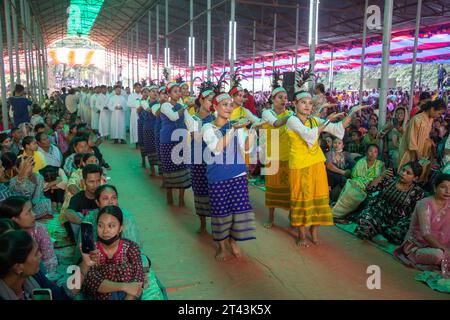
[271, 69, 287, 98]
[229, 67, 246, 96]
[146, 79, 158, 91]
[271, 69, 282, 90]
[212, 72, 230, 106]
[175, 75, 187, 87]
[295, 64, 315, 90]
[197, 79, 215, 98]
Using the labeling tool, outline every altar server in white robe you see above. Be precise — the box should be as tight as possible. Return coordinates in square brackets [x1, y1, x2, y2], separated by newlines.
[96, 85, 111, 138]
[107, 85, 128, 144]
[128, 82, 142, 144]
[90, 86, 100, 132]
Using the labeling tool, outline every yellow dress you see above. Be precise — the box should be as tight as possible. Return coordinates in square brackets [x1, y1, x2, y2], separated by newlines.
[263, 110, 292, 210]
[287, 117, 334, 227]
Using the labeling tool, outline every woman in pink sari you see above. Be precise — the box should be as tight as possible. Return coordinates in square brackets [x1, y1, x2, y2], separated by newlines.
[394, 174, 450, 272]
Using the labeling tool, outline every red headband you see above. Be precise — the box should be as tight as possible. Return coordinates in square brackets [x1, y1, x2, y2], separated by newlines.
[229, 87, 242, 97]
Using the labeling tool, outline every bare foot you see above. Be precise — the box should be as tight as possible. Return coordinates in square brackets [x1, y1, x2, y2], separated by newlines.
[296, 237, 310, 248]
[215, 248, 227, 261]
[309, 228, 321, 245]
[264, 221, 274, 229]
[229, 240, 242, 258]
[196, 228, 208, 235]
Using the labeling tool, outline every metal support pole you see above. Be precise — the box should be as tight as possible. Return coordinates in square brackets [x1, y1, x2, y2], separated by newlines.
[20, 0, 30, 94]
[132, 27, 135, 84]
[156, 3, 160, 81]
[408, 0, 422, 113]
[41, 31, 48, 93]
[272, 13, 277, 70]
[294, 3, 299, 70]
[127, 32, 130, 87]
[252, 20, 256, 93]
[4, 0, 15, 94]
[202, 40, 205, 80]
[359, 0, 368, 104]
[190, 0, 194, 93]
[308, 0, 318, 92]
[34, 20, 43, 102]
[229, 0, 236, 80]
[418, 64, 423, 89]
[165, 0, 169, 73]
[12, 0, 20, 84]
[223, 38, 226, 73]
[329, 49, 334, 91]
[148, 10, 152, 81]
[26, 4, 36, 99]
[378, 0, 394, 130]
[207, 0, 212, 81]
[0, 8, 10, 129]
[136, 23, 140, 83]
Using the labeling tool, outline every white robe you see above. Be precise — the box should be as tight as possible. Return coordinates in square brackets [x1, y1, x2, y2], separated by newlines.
[96, 93, 111, 137]
[128, 92, 141, 144]
[107, 94, 128, 140]
[90, 93, 99, 130]
[85, 93, 92, 125]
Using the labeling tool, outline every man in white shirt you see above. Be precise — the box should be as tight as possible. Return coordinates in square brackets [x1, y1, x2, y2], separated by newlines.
[36, 132, 63, 167]
[65, 88, 79, 122]
[96, 85, 111, 139]
[127, 82, 142, 145]
[107, 85, 128, 144]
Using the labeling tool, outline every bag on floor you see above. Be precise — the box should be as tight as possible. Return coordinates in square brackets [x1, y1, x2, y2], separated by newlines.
[332, 179, 367, 218]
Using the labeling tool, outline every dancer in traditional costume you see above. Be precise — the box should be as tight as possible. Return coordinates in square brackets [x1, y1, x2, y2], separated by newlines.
[151, 84, 168, 185]
[261, 71, 293, 228]
[185, 81, 216, 234]
[202, 75, 264, 261]
[160, 82, 192, 206]
[142, 83, 159, 177]
[228, 68, 261, 124]
[287, 72, 367, 246]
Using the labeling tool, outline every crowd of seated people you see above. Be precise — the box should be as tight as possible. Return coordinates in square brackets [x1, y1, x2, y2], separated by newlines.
[0, 85, 164, 300]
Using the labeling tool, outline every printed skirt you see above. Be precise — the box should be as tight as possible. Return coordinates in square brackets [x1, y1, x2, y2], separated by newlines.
[289, 162, 334, 228]
[143, 127, 159, 165]
[137, 119, 144, 148]
[155, 130, 163, 175]
[190, 163, 211, 217]
[160, 142, 191, 189]
[209, 175, 256, 242]
[265, 160, 290, 210]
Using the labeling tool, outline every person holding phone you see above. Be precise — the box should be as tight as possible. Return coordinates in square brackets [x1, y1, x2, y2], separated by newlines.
[81, 206, 144, 300]
[0, 196, 58, 275]
[63, 164, 103, 241]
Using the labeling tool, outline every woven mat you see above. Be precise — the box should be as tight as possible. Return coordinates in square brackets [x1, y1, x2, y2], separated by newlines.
[335, 222, 397, 255]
